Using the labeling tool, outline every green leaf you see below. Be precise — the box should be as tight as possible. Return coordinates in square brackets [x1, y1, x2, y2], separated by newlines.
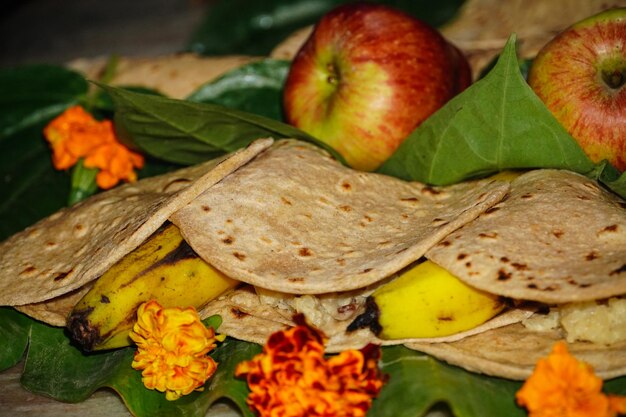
[17, 311, 259, 417]
[201, 338, 262, 417]
[0, 66, 89, 239]
[0, 307, 31, 371]
[187, 59, 291, 121]
[605, 375, 626, 396]
[378, 35, 626, 199]
[187, 0, 463, 56]
[378, 35, 597, 186]
[0, 65, 88, 140]
[21, 319, 134, 403]
[68, 159, 99, 206]
[370, 346, 525, 417]
[102, 83, 343, 165]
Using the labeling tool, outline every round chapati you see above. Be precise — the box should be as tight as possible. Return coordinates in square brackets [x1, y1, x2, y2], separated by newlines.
[0, 139, 272, 306]
[68, 54, 260, 99]
[406, 322, 626, 380]
[15, 285, 92, 327]
[171, 139, 510, 294]
[426, 169, 626, 304]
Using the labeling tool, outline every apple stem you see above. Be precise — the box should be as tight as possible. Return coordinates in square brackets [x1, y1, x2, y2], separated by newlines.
[602, 69, 625, 90]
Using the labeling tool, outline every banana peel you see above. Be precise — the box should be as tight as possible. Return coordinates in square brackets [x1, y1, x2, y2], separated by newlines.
[348, 260, 504, 339]
[67, 222, 238, 351]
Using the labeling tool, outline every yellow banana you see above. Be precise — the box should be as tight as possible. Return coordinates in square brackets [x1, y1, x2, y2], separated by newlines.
[67, 222, 238, 352]
[348, 260, 504, 339]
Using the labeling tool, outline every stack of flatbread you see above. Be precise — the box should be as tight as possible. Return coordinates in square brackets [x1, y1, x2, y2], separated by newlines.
[1, 136, 625, 381]
[2, 0, 625, 382]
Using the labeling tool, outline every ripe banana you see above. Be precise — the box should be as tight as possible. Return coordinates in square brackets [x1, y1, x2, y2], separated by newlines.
[348, 260, 504, 339]
[67, 222, 239, 352]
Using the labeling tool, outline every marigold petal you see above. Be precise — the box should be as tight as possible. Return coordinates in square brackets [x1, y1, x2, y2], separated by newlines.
[517, 341, 626, 417]
[609, 396, 626, 415]
[96, 170, 119, 189]
[130, 300, 221, 401]
[236, 317, 385, 417]
[43, 105, 144, 189]
[43, 106, 113, 172]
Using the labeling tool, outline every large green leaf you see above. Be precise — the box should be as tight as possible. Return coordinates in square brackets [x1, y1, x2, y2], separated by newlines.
[16, 312, 256, 417]
[0, 65, 87, 140]
[371, 346, 525, 417]
[0, 307, 31, 371]
[187, 0, 464, 56]
[103, 84, 343, 165]
[199, 338, 262, 417]
[187, 59, 291, 121]
[378, 35, 626, 199]
[0, 66, 89, 239]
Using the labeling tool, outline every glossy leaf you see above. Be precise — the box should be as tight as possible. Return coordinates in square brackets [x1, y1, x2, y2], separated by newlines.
[187, 58, 291, 121]
[378, 35, 626, 199]
[0, 66, 88, 239]
[17, 312, 257, 417]
[0, 65, 87, 140]
[371, 346, 525, 417]
[188, 0, 464, 56]
[103, 84, 343, 165]
[199, 338, 262, 417]
[0, 308, 31, 371]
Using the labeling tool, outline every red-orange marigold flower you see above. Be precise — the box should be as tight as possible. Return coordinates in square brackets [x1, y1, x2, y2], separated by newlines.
[129, 300, 224, 401]
[43, 105, 144, 189]
[516, 341, 626, 417]
[235, 316, 386, 417]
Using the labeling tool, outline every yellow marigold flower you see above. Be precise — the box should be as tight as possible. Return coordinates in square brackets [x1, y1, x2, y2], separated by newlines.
[43, 105, 144, 189]
[235, 315, 386, 417]
[516, 341, 626, 417]
[129, 300, 224, 401]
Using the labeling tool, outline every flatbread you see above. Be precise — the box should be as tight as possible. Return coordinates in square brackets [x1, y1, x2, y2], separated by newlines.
[15, 285, 92, 327]
[0, 138, 273, 306]
[406, 322, 626, 380]
[199, 285, 534, 352]
[171, 139, 510, 294]
[68, 54, 260, 99]
[426, 169, 626, 304]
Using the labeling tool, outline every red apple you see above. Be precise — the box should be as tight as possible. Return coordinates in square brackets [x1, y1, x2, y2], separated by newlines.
[528, 8, 626, 171]
[283, 3, 471, 171]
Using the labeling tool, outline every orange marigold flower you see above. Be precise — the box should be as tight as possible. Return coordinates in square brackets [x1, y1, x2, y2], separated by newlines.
[129, 300, 224, 401]
[516, 341, 626, 417]
[43, 105, 144, 189]
[235, 315, 386, 417]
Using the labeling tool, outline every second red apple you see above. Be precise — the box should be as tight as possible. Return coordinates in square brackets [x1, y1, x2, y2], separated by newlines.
[283, 3, 471, 171]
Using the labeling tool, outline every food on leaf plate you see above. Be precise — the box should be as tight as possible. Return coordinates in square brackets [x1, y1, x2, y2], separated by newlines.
[2, 139, 626, 383]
